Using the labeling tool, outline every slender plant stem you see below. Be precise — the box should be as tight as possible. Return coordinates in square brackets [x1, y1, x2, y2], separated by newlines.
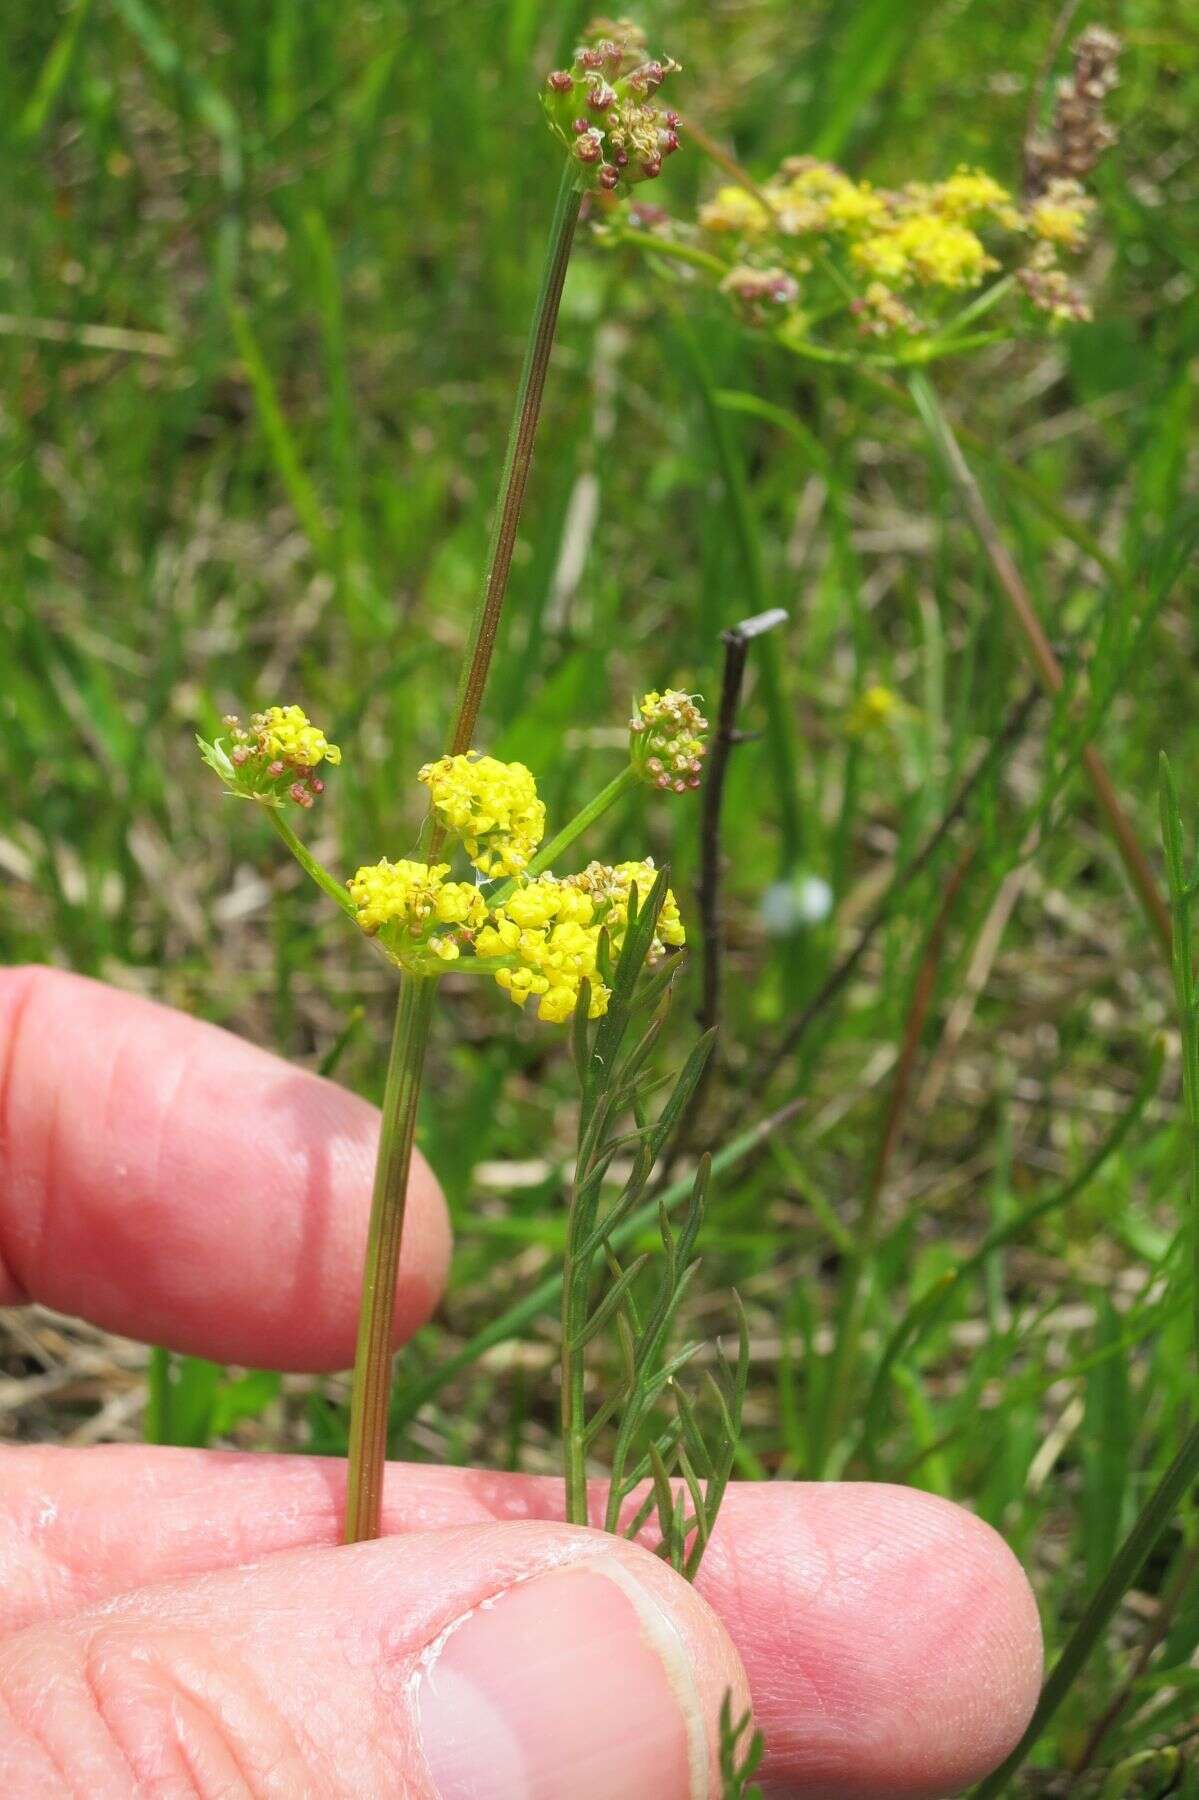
[973, 1419, 1199, 1797]
[343, 974, 436, 1543]
[269, 809, 356, 917]
[908, 369, 1172, 964]
[616, 226, 729, 279]
[342, 167, 582, 1543]
[1160, 754, 1199, 1364]
[560, 1193, 590, 1525]
[448, 164, 581, 761]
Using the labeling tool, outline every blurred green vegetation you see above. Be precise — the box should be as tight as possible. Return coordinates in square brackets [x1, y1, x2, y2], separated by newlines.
[2, 0, 1198, 1785]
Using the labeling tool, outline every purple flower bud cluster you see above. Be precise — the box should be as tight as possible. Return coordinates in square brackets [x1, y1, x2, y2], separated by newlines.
[543, 25, 681, 199]
[719, 264, 800, 325]
[1024, 24, 1121, 196]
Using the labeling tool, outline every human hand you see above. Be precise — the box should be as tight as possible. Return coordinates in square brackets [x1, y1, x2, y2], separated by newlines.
[0, 968, 1041, 1797]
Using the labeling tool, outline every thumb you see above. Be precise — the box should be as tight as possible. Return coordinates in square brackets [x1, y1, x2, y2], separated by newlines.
[0, 1521, 750, 1798]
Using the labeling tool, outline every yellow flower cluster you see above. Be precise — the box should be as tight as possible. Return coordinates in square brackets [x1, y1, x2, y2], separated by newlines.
[255, 705, 342, 771]
[780, 161, 888, 233]
[345, 852, 686, 1024]
[478, 878, 606, 1023]
[199, 722, 696, 1024]
[851, 214, 998, 290]
[205, 708, 692, 1022]
[1025, 177, 1093, 249]
[418, 753, 546, 878]
[204, 703, 341, 809]
[347, 858, 487, 959]
[846, 684, 917, 738]
[479, 860, 685, 1023]
[698, 184, 774, 236]
[691, 157, 1097, 339]
[570, 859, 686, 961]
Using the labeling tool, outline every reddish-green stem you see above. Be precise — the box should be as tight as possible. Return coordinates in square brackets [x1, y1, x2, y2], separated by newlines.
[341, 165, 582, 1544]
[449, 165, 581, 760]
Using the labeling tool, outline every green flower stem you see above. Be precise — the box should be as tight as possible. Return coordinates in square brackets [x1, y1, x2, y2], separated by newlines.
[268, 808, 356, 918]
[615, 226, 730, 280]
[560, 1193, 590, 1525]
[490, 765, 637, 907]
[343, 973, 436, 1544]
[447, 163, 582, 764]
[1159, 755, 1199, 1364]
[343, 164, 581, 1545]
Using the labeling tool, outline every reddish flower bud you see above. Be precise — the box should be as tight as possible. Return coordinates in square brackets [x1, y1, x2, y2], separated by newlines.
[577, 46, 604, 69]
[598, 164, 620, 190]
[267, 760, 285, 778]
[575, 132, 603, 164]
[588, 81, 616, 110]
[640, 153, 663, 179]
[661, 129, 680, 155]
[663, 110, 681, 127]
[547, 69, 574, 92]
[572, 116, 590, 134]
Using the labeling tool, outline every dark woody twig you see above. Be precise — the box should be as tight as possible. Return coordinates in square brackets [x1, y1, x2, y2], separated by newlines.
[668, 607, 788, 1170]
[698, 609, 789, 1035]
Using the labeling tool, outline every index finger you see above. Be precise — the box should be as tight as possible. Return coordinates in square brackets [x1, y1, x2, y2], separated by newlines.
[0, 966, 451, 1370]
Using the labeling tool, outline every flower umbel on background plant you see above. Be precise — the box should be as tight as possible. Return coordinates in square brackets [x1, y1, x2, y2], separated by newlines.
[1024, 23, 1121, 195]
[691, 155, 1100, 346]
[605, 31, 1120, 363]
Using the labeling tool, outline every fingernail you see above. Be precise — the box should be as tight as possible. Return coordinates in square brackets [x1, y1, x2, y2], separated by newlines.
[415, 1555, 706, 1799]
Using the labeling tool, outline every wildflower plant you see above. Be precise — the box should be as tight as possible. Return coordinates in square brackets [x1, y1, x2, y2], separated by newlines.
[605, 26, 1172, 971]
[199, 19, 751, 1696]
[604, 28, 1122, 368]
[202, 691, 746, 1563]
